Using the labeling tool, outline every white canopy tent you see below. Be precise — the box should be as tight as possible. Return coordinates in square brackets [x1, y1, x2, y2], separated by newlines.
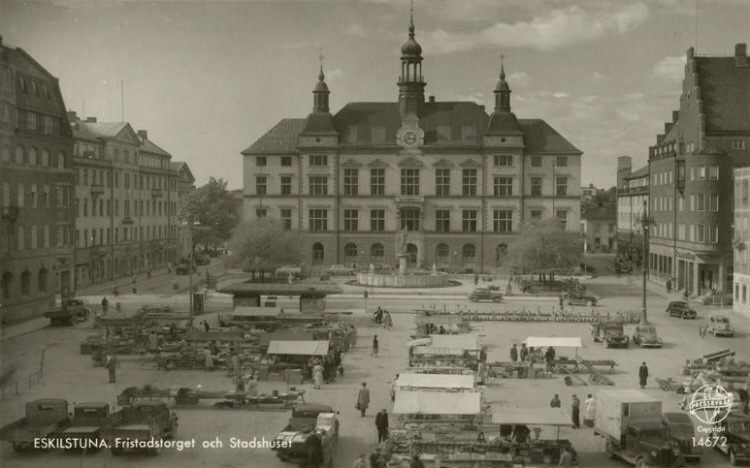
[523, 337, 583, 348]
[396, 373, 475, 390]
[394, 390, 481, 415]
[428, 334, 480, 351]
[266, 340, 330, 356]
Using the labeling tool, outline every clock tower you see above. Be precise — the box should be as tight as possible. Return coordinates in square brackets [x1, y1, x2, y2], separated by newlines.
[397, 4, 426, 118]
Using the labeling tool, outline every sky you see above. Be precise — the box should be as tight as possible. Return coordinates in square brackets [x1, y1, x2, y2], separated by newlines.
[3, 0, 750, 189]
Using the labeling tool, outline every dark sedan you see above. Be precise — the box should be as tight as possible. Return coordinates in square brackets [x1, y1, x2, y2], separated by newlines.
[665, 301, 697, 319]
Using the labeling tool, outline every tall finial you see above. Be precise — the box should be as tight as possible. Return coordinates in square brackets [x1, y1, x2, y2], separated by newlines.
[409, 0, 415, 36]
[318, 47, 325, 81]
[499, 53, 506, 80]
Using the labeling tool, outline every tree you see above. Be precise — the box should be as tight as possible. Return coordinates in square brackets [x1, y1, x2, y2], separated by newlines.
[506, 219, 583, 279]
[227, 218, 303, 279]
[179, 177, 239, 251]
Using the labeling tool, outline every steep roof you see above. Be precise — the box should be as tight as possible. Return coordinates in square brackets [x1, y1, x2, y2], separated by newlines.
[242, 118, 306, 154]
[696, 56, 750, 133]
[518, 119, 581, 154]
[83, 122, 129, 139]
[139, 138, 171, 157]
[71, 122, 100, 143]
[170, 161, 195, 183]
[625, 165, 649, 180]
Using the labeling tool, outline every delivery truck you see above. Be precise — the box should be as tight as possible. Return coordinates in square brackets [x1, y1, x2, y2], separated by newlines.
[594, 389, 683, 467]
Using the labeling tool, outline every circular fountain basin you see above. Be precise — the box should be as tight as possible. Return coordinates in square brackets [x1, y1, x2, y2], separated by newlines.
[356, 271, 450, 288]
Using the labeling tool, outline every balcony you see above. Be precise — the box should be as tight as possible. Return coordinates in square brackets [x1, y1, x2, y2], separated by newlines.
[395, 195, 425, 206]
[617, 186, 648, 196]
[90, 184, 104, 197]
[151, 188, 163, 198]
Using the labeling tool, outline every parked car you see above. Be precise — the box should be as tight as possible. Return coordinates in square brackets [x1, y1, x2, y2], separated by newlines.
[661, 412, 702, 461]
[665, 301, 697, 319]
[468, 288, 503, 303]
[707, 314, 734, 337]
[566, 292, 598, 307]
[590, 322, 629, 348]
[274, 265, 303, 279]
[632, 324, 663, 348]
[325, 265, 355, 276]
[699, 291, 733, 306]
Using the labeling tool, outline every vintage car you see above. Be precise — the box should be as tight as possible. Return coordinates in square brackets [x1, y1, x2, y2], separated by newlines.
[468, 288, 503, 303]
[665, 301, 696, 319]
[714, 414, 750, 466]
[707, 315, 734, 337]
[274, 265, 303, 279]
[632, 324, 663, 348]
[590, 322, 629, 348]
[324, 265, 355, 276]
[566, 292, 598, 307]
[661, 412, 702, 461]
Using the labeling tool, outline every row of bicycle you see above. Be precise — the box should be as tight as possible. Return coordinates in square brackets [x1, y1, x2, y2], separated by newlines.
[456, 309, 642, 323]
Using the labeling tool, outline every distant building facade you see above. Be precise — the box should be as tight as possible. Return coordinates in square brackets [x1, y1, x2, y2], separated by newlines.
[647, 44, 749, 296]
[70, 113, 194, 288]
[0, 37, 75, 323]
[734, 167, 750, 317]
[171, 161, 196, 261]
[616, 155, 649, 266]
[241, 16, 582, 273]
[581, 208, 616, 252]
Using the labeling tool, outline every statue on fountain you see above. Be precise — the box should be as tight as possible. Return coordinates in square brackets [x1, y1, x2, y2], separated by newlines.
[398, 228, 408, 256]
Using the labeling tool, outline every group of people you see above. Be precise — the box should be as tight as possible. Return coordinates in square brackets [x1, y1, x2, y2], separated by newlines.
[550, 393, 596, 429]
[372, 307, 393, 329]
[309, 350, 343, 389]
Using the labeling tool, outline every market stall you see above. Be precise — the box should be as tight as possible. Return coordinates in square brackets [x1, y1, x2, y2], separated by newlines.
[264, 340, 331, 381]
[490, 407, 577, 465]
[395, 373, 475, 392]
[414, 314, 470, 338]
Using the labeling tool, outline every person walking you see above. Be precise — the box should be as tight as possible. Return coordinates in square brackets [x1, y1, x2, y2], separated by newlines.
[520, 343, 529, 361]
[101, 296, 109, 315]
[352, 454, 367, 468]
[571, 395, 580, 428]
[383, 311, 393, 330]
[639, 362, 649, 389]
[666, 279, 672, 293]
[584, 394, 596, 427]
[558, 446, 572, 468]
[357, 382, 370, 417]
[390, 374, 399, 402]
[510, 344, 518, 363]
[203, 320, 210, 332]
[313, 362, 324, 390]
[105, 353, 117, 383]
[306, 430, 322, 467]
[550, 394, 561, 408]
[375, 409, 389, 443]
[371, 335, 379, 357]
[545, 347, 555, 372]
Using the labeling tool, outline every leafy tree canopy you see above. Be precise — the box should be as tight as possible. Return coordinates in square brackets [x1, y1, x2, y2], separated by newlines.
[227, 218, 303, 276]
[506, 219, 583, 274]
[179, 177, 239, 248]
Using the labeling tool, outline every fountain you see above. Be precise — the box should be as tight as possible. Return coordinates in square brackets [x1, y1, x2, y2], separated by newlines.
[356, 229, 450, 288]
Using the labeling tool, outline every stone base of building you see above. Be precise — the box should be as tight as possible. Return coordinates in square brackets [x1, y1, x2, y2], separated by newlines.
[1, 295, 55, 325]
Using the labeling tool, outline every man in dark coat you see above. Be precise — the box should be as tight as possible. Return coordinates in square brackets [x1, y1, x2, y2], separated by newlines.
[306, 430, 322, 467]
[375, 409, 389, 443]
[105, 354, 117, 383]
[510, 344, 518, 362]
[571, 394, 581, 428]
[519, 343, 529, 361]
[639, 362, 649, 389]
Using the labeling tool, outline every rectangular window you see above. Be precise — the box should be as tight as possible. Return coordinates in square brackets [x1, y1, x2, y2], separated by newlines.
[530, 209, 542, 220]
[697, 166, 706, 180]
[280, 209, 292, 230]
[556, 156, 568, 167]
[710, 193, 719, 211]
[343, 209, 359, 232]
[696, 225, 705, 243]
[343, 169, 359, 196]
[678, 224, 686, 240]
[435, 169, 451, 196]
[281, 156, 292, 167]
[493, 210, 513, 233]
[280, 176, 292, 195]
[27, 112, 37, 130]
[310, 154, 327, 167]
[531, 156, 542, 167]
[462, 169, 477, 196]
[256, 156, 266, 167]
[697, 194, 705, 211]
[709, 166, 719, 180]
[494, 155, 512, 167]
[308, 209, 327, 231]
[370, 209, 385, 231]
[710, 225, 718, 244]
[30, 226, 37, 249]
[462, 210, 477, 232]
[493, 176, 512, 196]
[435, 209, 450, 232]
[43, 225, 49, 248]
[555, 177, 568, 196]
[531, 177, 543, 196]
[44, 116, 53, 134]
[255, 208, 267, 218]
[309, 176, 328, 195]
[30, 184, 37, 207]
[732, 139, 747, 150]
[370, 169, 385, 195]
[555, 210, 568, 229]
[400, 169, 420, 196]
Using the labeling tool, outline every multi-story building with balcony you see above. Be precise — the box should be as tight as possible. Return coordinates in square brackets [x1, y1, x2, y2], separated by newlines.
[0, 37, 75, 323]
[241, 16, 582, 273]
[70, 113, 194, 288]
[734, 167, 750, 317]
[647, 43, 749, 296]
[616, 156, 649, 266]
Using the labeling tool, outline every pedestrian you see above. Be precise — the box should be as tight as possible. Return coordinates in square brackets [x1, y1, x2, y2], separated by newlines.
[545, 347, 555, 372]
[479, 347, 488, 363]
[639, 362, 649, 389]
[584, 394, 596, 427]
[105, 353, 117, 383]
[666, 279, 672, 293]
[474, 274, 479, 286]
[369, 448, 385, 468]
[306, 430, 322, 467]
[520, 343, 528, 361]
[477, 361, 487, 385]
[352, 454, 367, 468]
[148, 331, 159, 353]
[203, 321, 210, 332]
[550, 394, 561, 408]
[372, 335, 379, 357]
[571, 395, 580, 428]
[320, 430, 333, 468]
[559, 446, 572, 468]
[390, 374, 399, 402]
[383, 311, 393, 330]
[559, 294, 564, 310]
[313, 362, 324, 389]
[356, 382, 370, 417]
[510, 344, 518, 363]
[204, 347, 214, 370]
[375, 409, 389, 443]
[409, 454, 425, 468]
[101, 296, 109, 315]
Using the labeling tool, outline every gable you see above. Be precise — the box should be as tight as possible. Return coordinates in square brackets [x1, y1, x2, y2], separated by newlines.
[397, 156, 424, 168]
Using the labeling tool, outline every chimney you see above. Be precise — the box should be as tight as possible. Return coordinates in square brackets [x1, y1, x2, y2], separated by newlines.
[137, 130, 148, 140]
[428, 95, 435, 103]
[672, 110, 679, 123]
[687, 47, 694, 61]
[85, 117, 97, 123]
[66, 111, 78, 122]
[665, 122, 674, 134]
[735, 43, 748, 67]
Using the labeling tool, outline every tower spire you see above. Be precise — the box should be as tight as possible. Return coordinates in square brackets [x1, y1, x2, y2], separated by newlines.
[399, 0, 425, 116]
[409, 0, 414, 35]
[500, 53, 505, 80]
[318, 47, 325, 81]
[312, 49, 330, 113]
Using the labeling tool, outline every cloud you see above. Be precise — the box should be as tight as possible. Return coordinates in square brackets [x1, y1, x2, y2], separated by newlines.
[421, 3, 650, 53]
[507, 71, 529, 86]
[326, 68, 344, 79]
[592, 71, 608, 83]
[342, 23, 367, 38]
[653, 55, 686, 81]
[453, 92, 485, 104]
[552, 92, 570, 99]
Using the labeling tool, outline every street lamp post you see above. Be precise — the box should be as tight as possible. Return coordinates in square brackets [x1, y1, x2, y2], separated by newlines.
[183, 220, 200, 327]
[638, 200, 654, 324]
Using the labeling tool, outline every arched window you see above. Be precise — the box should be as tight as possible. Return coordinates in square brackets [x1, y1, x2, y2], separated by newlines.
[407, 243, 418, 265]
[20, 270, 31, 296]
[462, 243, 476, 260]
[57, 151, 66, 169]
[436, 243, 449, 259]
[15, 146, 24, 165]
[496, 244, 508, 265]
[312, 243, 324, 264]
[371, 243, 384, 258]
[41, 149, 50, 167]
[28, 147, 37, 166]
[38, 268, 48, 293]
[344, 242, 358, 258]
[1, 272, 11, 300]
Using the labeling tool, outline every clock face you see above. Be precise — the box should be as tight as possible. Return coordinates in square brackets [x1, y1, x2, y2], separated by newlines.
[403, 131, 418, 146]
